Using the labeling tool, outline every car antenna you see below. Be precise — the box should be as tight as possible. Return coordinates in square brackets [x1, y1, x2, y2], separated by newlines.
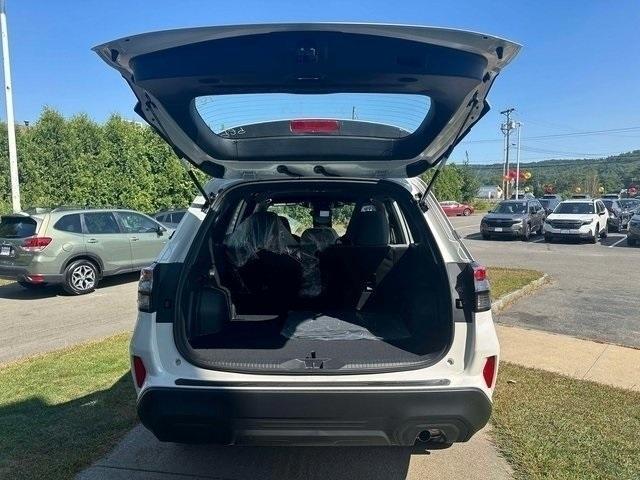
[419, 95, 480, 212]
[186, 168, 214, 211]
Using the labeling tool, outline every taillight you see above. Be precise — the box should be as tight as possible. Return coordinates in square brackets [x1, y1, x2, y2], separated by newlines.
[290, 119, 340, 134]
[132, 356, 147, 388]
[483, 356, 497, 388]
[138, 265, 154, 312]
[22, 236, 52, 252]
[472, 262, 491, 312]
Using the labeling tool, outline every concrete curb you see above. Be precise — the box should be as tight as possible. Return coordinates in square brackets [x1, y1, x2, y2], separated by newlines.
[491, 273, 551, 314]
[490, 273, 640, 392]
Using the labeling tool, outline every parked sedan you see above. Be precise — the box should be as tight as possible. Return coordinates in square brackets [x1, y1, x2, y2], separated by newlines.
[439, 201, 474, 217]
[627, 208, 640, 246]
[153, 209, 187, 229]
[599, 199, 629, 232]
[480, 199, 546, 241]
[538, 197, 561, 215]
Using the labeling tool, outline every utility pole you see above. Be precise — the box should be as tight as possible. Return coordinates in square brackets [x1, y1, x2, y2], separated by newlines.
[500, 108, 515, 199]
[0, 0, 20, 212]
[515, 122, 522, 198]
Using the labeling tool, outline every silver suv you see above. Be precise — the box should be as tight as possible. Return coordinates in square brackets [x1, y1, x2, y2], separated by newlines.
[0, 208, 169, 294]
[96, 23, 518, 447]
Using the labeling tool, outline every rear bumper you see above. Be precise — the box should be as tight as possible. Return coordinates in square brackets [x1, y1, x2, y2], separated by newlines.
[137, 386, 492, 446]
[0, 264, 63, 283]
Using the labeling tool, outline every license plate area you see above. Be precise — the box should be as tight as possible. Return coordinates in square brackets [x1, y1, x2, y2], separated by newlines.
[494, 227, 503, 232]
[0, 245, 14, 256]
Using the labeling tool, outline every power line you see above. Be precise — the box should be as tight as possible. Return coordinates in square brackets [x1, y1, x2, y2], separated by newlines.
[462, 125, 640, 144]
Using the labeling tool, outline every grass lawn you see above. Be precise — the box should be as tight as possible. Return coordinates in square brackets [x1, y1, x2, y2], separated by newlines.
[487, 266, 544, 300]
[4, 267, 632, 480]
[0, 334, 136, 480]
[493, 363, 640, 479]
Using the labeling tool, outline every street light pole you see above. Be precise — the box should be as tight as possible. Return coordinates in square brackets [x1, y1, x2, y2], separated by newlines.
[0, 0, 20, 212]
[515, 122, 522, 198]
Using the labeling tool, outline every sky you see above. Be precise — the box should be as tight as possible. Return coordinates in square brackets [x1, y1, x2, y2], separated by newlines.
[1, 0, 639, 165]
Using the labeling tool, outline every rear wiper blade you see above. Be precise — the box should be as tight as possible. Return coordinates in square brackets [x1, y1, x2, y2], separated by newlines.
[419, 95, 480, 211]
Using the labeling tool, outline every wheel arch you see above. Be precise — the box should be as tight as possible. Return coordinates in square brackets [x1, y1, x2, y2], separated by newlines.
[60, 254, 104, 276]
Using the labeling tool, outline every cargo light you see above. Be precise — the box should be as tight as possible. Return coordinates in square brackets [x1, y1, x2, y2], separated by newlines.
[290, 119, 340, 134]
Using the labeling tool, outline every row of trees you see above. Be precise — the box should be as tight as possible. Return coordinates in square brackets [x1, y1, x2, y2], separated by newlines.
[421, 160, 480, 203]
[0, 108, 198, 215]
[471, 151, 640, 198]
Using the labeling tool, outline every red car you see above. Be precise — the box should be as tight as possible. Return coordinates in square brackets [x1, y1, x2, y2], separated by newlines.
[440, 201, 474, 216]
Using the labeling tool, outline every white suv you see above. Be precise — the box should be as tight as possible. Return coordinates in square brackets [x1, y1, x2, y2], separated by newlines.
[96, 23, 519, 447]
[544, 199, 609, 243]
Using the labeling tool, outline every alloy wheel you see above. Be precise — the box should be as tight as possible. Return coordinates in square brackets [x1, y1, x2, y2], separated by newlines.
[71, 265, 96, 291]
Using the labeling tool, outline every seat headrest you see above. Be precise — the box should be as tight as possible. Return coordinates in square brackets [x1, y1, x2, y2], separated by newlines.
[344, 200, 390, 246]
[301, 227, 339, 251]
[225, 211, 298, 266]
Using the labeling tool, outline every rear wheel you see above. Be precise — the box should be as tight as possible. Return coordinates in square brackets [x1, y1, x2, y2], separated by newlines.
[63, 259, 99, 295]
[521, 223, 530, 241]
[590, 225, 599, 244]
[544, 234, 552, 243]
[462, 208, 471, 216]
[628, 237, 637, 247]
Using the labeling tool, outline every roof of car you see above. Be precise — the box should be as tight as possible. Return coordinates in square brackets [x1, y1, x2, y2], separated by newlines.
[560, 199, 595, 204]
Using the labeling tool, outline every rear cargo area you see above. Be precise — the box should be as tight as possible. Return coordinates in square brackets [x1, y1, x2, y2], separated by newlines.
[176, 180, 452, 373]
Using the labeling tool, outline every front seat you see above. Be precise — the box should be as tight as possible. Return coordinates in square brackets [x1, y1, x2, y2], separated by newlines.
[225, 211, 302, 313]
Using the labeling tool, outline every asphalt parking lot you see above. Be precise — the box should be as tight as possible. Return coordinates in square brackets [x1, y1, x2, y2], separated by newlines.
[449, 214, 640, 348]
[1, 214, 638, 363]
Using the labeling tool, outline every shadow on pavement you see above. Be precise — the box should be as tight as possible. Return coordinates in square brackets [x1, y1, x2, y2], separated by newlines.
[0, 373, 138, 480]
[0, 271, 139, 300]
[81, 425, 414, 480]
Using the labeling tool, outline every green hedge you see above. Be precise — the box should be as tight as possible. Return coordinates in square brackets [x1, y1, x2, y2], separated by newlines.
[0, 108, 203, 215]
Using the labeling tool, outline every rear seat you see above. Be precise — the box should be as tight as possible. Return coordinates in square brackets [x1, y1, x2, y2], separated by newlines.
[319, 200, 408, 309]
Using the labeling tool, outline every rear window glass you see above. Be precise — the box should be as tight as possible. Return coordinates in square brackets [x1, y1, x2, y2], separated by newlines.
[171, 212, 185, 223]
[0, 216, 37, 238]
[194, 93, 431, 138]
[84, 212, 120, 234]
[54, 214, 82, 233]
[555, 202, 595, 214]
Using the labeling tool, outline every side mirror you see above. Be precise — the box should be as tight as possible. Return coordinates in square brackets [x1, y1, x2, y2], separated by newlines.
[156, 225, 166, 235]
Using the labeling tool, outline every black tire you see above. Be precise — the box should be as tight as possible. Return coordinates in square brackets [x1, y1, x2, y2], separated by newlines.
[63, 259, 99, 295]
[17, 280, 46, 289]
[610, 223, 618, 233]
[590, 225, 598, 244]
[544, 234, 552, 243]
[627, 237, 637, 247]
[521, 223, 530, 241]
[462, 208, 471, 216]
[601, 224, 608, 239]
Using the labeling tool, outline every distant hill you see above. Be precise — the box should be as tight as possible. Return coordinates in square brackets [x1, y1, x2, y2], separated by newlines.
[468, 150, 640, 197]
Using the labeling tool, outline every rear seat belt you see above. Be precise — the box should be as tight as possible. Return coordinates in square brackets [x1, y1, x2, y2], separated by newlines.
[356, 251, 395, 311]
